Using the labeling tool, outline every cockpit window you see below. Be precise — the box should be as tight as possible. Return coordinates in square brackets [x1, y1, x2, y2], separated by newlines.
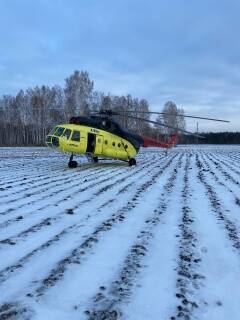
[71, 130, 80, 142]
[49, 127, 57, 135]
[54, 127, 65, 137]
[62, 129, 72, 140]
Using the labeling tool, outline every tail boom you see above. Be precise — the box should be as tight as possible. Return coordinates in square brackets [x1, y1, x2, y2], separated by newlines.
[141, 134, 177, 149]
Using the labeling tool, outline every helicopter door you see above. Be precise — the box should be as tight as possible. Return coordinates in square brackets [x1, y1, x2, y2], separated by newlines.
[86, 133, 95, 153]
[94, 135, 103, 155]
[86, 133, 103, 154]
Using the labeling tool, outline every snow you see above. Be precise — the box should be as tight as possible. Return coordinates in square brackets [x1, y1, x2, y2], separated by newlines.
[0, 145, 240, 320]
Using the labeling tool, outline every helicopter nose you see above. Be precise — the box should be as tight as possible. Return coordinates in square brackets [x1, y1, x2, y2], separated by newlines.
[45, 135, 59, 148]
[52, 136, 59, 147]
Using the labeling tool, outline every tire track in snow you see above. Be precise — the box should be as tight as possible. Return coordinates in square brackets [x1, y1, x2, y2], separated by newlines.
[0, 167, 80, 199]
[0, 152, 149, 201]
[1, 147, 240, 319]
[0, 164, 108, 201]
[0, 301, 32, 320]
[0, 151, 171, 318]
[83, 154, 184, 319]
[0, 165, 125, 225]
[200, 152, 240, 207]
[0, 156, 161, 246]
[0, 153, 179, 291]
[219, 152, 240, 170]
[0, 149, 146, 188]
[205, 153, 240, 187]
[211, 152, 240, 177]
[0, 158, 145, 219]
[29, 153, 180, 298]
[0, 159, 69, 188]
[196, 154, 240, 252]
[0, 166, 120, 231]
[170, 153, 204, 320]
[0, 155, 161, 242]
[225, 153, 240, 168]
[188, 152, 240, 320]
[0, 166, 126, 214]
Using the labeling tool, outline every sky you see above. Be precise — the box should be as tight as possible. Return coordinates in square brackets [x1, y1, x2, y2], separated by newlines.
[0, 0, 239, 131]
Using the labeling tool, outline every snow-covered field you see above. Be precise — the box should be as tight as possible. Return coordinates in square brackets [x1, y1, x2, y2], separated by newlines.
[0, 145, 240, 320]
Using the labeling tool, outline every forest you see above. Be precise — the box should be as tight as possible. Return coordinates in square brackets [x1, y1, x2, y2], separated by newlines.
[0, 70, 239, 146]
[180, 132, 240, 144]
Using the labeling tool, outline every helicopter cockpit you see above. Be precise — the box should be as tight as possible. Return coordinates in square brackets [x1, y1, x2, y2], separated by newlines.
[46, 126, 81, 149]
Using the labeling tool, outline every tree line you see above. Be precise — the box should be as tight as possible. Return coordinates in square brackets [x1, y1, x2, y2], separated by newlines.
[180, 132, 240, 144]
[0, 69, 237, 146]
[0, 70, 185, 146]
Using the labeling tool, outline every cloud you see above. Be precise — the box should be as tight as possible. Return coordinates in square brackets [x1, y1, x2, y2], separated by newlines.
[0, 0, 239, 131]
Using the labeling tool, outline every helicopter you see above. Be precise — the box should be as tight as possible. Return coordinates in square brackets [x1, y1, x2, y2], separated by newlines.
[45, 109, 229, 168]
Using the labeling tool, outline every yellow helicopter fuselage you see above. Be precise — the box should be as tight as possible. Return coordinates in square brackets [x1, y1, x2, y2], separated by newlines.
[46, 124, 137, 161]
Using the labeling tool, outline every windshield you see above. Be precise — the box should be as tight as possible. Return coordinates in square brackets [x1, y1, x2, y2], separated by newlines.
[54, 127, 65, 137]
[48, 127, 57, 135]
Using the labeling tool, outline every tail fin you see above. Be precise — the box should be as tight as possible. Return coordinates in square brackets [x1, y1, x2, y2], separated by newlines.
[141, 133, 177, 149]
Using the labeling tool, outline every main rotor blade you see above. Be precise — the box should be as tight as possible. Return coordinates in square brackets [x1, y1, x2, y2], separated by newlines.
[118, 114, 205, 138]
[123, 110, 230, 123]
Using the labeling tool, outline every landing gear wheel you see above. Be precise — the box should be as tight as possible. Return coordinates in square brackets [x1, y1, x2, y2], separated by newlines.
[93, 156, 98, 163]
[128, 158, 136, 166]
[68, 160, 78, 168]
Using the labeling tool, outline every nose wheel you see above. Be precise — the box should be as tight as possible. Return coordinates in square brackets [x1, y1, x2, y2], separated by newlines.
[68, 154, 78, 168]
[128, 158, 136, 166]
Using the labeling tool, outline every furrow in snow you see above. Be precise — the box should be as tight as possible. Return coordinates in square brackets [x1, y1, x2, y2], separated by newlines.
[0, 152, 179, 295]
[68, 154, 182, 320]
[170, 153, 204, 320]
[200, 152, 240, 207]
[0, 155, 162, 241]
[196, 154, 240, 252]
[0, 155, 162, 249]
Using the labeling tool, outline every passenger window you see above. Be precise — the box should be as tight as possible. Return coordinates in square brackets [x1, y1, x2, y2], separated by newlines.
[112, 142, 116, 147]
[62, 129, 71, 140]
[55, 127, 65, 137]
[124, 145, 128, 149]
[71, 131, 80, 142]
[105, 140, 108, 145]
[118, 143, 121, 148]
